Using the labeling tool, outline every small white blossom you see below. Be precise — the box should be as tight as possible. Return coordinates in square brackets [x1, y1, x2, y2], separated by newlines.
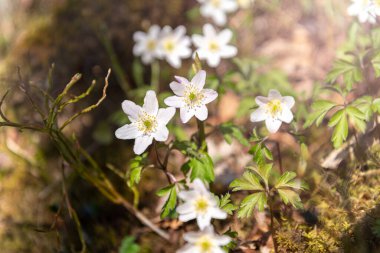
[347, 0, 380, 23]
[176, 179, 227, 230]
[157, 26, 192, 68]
[133, 25, 161, 64]
[115, 90, 175, 155]
[250, 89, 295, 134]
[164, 70, 218, 123]
[177, 226, 231, 253]
[198, 0, 238, 26]
[192, 24, 237, 67]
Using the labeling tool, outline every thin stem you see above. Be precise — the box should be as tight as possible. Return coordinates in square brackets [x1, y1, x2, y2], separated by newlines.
[151, 61, 160, 92]
[275, 142, 283, 173]
[268, 200, 279, 253]
[197, 119, 207, 151]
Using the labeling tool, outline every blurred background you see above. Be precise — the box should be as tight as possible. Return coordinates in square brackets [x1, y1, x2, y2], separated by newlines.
[0, 0, 376, 252]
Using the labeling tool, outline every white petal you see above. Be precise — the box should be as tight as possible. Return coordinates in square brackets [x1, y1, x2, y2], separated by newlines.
[183, 231, 202, 243]
[213, 10, 227, 26]
[202, 89, 218, 104]
[173, 25, 186, 40]
[133, 31, 146, 42]
[279, 107, 293, 123]
[179, 212, 197, 223]
[122, 100, 142, 120]
[210, 207, 227, 220]
[176, 202, 194, 214]
[176, 244, 197, 253]
[157, 107, 176, 125]
[178, 190, 198, 200]
[133, 135, 153, 155]
[175, 76, 190, 85]
[180, 107, 195, 123]
[169, 81, 185, 96]
[141, 53, 154, 64]
[167, 54, 182, 68]
[165, 96, 185, 108]
[203, 23, 217, 37]
[218, 29, 233, 44]
[192, 34, 205, 48]
[207, 54, 221, 67]
[194, 105, 208, 121]
[222, 0, 238, 12]
[255, 96, 269, 106]
[268, 89, 282, 99]
[197, 213, 211, 230]
[133, 43, 145, 56]
[115, 124, 141, 139]
[153, 125, 169, 142]
[191, 178, 209, 194]
[143, 90, 159, 115]
[265, 118, 282, 133]
[282, 96, 295, 108]
[250, 107, 266, 122]
[149, 25, 161, 38]
[214, 235, 231, 246]
[219, 45, 237, 58]
[191, 70, 206, 90]
[211, 247, 225, 253]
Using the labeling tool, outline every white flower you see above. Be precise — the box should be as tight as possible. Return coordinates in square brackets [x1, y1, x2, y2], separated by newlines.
[115, 90, 175, 155]
[176, 226, 231, 253]
[192, 24, 237, 67]
[133, 25, 161, 64]
[237, 0, 255, 9]
[176, 179, 227, 230]
[198, 0, 238, 26]
[347, 0, 379, 23]
[250, 89, 295, 134]
[164, 70, 218, 123]
[157, 26, 192, 68]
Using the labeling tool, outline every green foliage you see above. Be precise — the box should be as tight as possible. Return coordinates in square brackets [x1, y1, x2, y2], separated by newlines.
[182, 153, 215, 183]
[230, 163, 305, 218]
[127, 154, 148, 188]
[156, 184, 177, 218]
[220, 122, 249, 146]
[217, 193, 238, 215]
[303, 100, 337, 128]
[325, 58, 362, 91]
[119, 236, 140, 253]
[249, 142, 273, 166]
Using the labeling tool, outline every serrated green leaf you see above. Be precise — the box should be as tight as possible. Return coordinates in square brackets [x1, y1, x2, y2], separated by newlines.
[373, 98, 380, 113]
[277, 188, 303, 209]
[351, 96, 373, 121]
[304, 100, 337, 128]
[325, 59, 362, 91]
[330, 110, 348, 148]
[188, 153, 215, 183]
[275, 171, 297, 189]
[347, 106, 367, 133]
[218, 193, 238, 215]
[159, 184, 177, 218]
[237, 192, 267, 218]
[230, 171, 264, 192]
[247, 163, 272, 187]
[127, 154, 147, 187]
[328, 109, 345, 127]
[220, 122, 250, 147]
[372, 51, 380, 77]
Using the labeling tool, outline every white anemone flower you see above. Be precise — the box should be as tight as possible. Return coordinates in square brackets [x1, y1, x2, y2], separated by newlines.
[176, 179, 227, 230]
[192, 24, 237, 67]
[177, 226, 231, 253]
[347, 0, 379, 23]
[115, 90, 175, 155]
[250, 89, 295, 134]
[133, 25, 161, 64]
[198, 0, 238, 26]
[157, 26, 192, 68]
[164, 70, 218, 123]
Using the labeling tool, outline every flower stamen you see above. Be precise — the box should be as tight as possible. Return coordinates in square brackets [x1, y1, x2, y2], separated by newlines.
[137, 112, 158, 134]
[194, 197, 209, 213]
[266, 99, 282, 117]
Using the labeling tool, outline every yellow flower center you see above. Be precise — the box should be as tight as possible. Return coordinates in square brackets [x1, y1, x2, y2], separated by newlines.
[208, 42, 219, 52]
[147, 40, 156, 51]
[266, 99, 282, 117]
[184, 85, 204, 109]
[137, 112, 157, 134]
[211, 0, 221, 7]
[195, 197, 209, 213]
[164, 40, 175, 52]
[197, 236, 213, 252]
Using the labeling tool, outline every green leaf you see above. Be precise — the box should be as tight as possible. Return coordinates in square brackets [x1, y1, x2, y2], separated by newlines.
[346, 106, 367, 133]
[127, 154, 148, 188]
[373, 98, 380, 113]
[237, 192, 267, 218]
[249, 143, 272, 166]
[218, 193, 238, 215]
[277, 189, 303, 209]
[351, 96, 373, 120]
[247, 163, 272, 187]
[119, 236, 140, 253]
[275, 171, 297, 189]
[187, 153, 215, 183]
[230, 171, 264, 192]
[220, 122, 249, 146]
[328, 109, 348, 148]
[157, 184, 177, 218]
[372, 50, 380, 78]
[325, 59, 362, 91]
[303, 100, 337, 128]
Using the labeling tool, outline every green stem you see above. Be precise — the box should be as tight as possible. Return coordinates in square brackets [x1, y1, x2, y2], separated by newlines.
[151, 61, 160, 92]
[197, 119, 207, 151]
